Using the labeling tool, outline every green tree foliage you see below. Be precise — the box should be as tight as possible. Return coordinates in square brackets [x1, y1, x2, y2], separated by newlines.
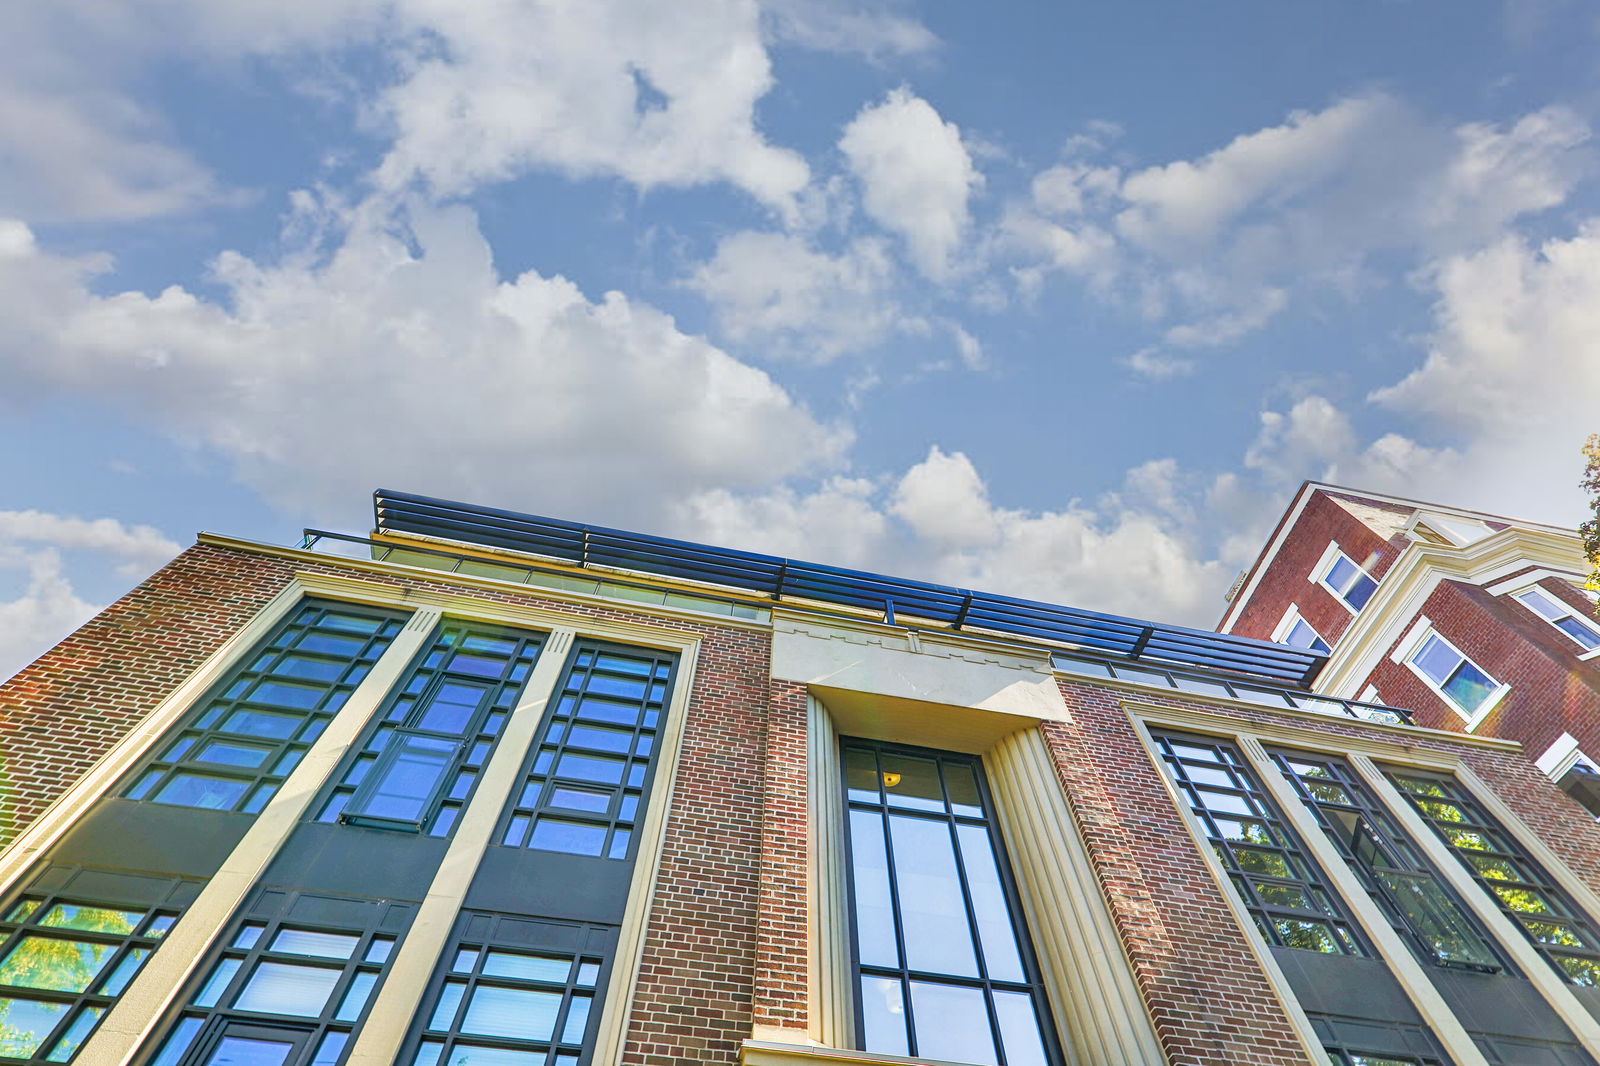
[1583, 434, 1600, 605]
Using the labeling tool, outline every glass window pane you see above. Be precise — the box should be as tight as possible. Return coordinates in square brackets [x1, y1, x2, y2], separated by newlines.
[879, 755, 943, 812]
[888, 814, 978, 977]
[562, 993, 591, 1043]
[1411, 637, 1458, 685]
[529, 819, 607, 856]
[1441, 663, 1496, 712]
[1373, 869, 1499, 969]
[195, 742, 273, 768]
[99, 947, 149, 995]
[943, 763, 983, 817]
[554, 754, 625, 784]
[309, 1031, 349, 1066]
[858, 976, 908, 1056]
[0, 935, 117, 992]
[460, 985, 561, 1040]
[358, 736, 457, 822]
[196, 958, 242, 1007]
[205, 1035, 297, 1066]
[39, 904, 143, 934]
[223, 710, 300, 739]
[428, 980, 466, 1031]
[233, 961, 342, 1016]
[153, 774, 251, 810]
[847, 810, 900, 969]
[549, 787, 610, 813]
[955, 824, 1025, 982]
[844, 748, 880, 803]
[427, 1046, 542, 1066]
[909, 981, 997, 1064]
[43, 1004, 102, 1062]
[0, 996, 70, 1057]
[993, 989, 1050, 1066]
[269, 929, 359, 960]
[336, 971, 377, 1021]
[481, 952, 570, 983]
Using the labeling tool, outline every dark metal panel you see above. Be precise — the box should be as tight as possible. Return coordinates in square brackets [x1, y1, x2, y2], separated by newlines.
[1271, 949, 1424, 1023]
[48, 798, 251, 878]
[262, 823, 448, 901]
[1432, 969, 1587, 1044]
[465, 848, 633, 924]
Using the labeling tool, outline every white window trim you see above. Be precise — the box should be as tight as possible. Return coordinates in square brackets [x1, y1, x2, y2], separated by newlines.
[1396, 624, 1509, 729]
[1311, 542, 1376, 616]
[1501, 581, 1600, 660]
[1404, 512, 1492, 548]
[1536, 732, 1599, 782]
[1271, 603, 1330, 653]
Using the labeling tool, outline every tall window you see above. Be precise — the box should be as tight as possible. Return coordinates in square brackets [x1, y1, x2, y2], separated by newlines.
[149, 890, 413, 1066]
[1513, 587, 1600, 652]
[1387, 770, 1600, 986]
[316, 623, 545, 836]
[1405, 634, 1500, 718]
[0, 867, 198, 1064]
[499, 641, 676, 860]
[1269, 752, 1501, 972]
[125, 601, 410, 813]
[1151, 733, 1367, 956]
[1319, 550, 1379, 611]
[402, 912, 611, 1066]
[840, 740, 1059, 1066]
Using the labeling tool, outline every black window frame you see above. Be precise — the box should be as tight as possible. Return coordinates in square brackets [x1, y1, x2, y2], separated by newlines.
[1385, 769, 1600, 987]
[0, 866, 201, 1065]
[1151, 732, 1371, 957]
[400, 911, 615, 1066]
[1269, 750, 1505, 974]
[496, 640, 678, 862]
[146, 890, 414, 1066]
[315, 621, 546, 836]
[123, 601, 411, 815]
[839, 737, 1063, 1066]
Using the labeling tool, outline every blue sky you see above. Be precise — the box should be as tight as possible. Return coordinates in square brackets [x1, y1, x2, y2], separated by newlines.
[3, 0, 1599, 677]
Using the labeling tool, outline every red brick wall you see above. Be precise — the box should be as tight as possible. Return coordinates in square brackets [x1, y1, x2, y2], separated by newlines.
[1226, 491, 1404, 648]
[1360, 579, 1600, 765]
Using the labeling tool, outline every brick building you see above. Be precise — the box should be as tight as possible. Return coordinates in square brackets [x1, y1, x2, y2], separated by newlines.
[1218, 482, 1600, 812]
[3, 488, 1600, 1065]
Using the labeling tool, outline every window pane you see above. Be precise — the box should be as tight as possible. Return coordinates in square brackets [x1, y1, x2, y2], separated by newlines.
[39, 905, 142, 934]
[1411, 637, 1458, 685]
[42, 1004, 102, 1062]
[195, 741, 273, 768]
[955, 824, 1025, 982]
[1373, 869, 1499, 969]
[888, 814, 978, 977]
[460, 985, 561, 1040]
[529, 819, 606, 856]
[858, 976, 908, 1056]
[878, 755, 943, 812]
[269, 929, 359, 960]
[425, 1047, 542, 1066]
[0, 996, 69, 1057]
[847, 810, 899, 969]
[1441, 662, 1496, 713]
[153, 774, 252, 810]
[993, 989, 1050, 1066]
[481, 952, 569, 983]
[910, 981, 997, 1064]
[1517, 589, 1564, 620]
[0, 935, 117, 992]
[233, 961, 342, 1016]
[359, 736, 457, 822]
[205, 1036, 297, 1066]
[1555, 617, 1600, 650]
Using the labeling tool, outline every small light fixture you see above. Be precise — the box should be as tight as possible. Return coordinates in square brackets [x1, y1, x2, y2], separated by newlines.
[881, 772, 902, 788]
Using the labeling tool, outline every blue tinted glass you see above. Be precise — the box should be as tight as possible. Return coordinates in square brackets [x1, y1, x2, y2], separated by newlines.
[1346, 573, 1377, 609]
[0, 996, 69, 1055]
[887, 814, 977, 977]
[153, 774, 251, 810]
[1412, 637, 1459, 685]
[529, 819, 606, 856]
[359, 736, 457, 822]
[205, 1036, 296, 1066]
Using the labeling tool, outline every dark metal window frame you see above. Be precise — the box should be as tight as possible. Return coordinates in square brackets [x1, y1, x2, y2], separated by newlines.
[838, 738, 1064, 1065]
[1323, 1046, 1447, 1066]
[1386, 769, 1600, 986]
[0, 868, 199, 1064]
[497, 640, 678, 862]
[1151, 732, 1370, 957]
[316, 621, 546, 835]
[147, 890, 413, 1066]
[1269, 750, 1504, 973]
[401, 911, 612, 1066]
[124, 601, 410, 815]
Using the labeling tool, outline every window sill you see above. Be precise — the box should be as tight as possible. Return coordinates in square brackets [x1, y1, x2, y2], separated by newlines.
[743, 1040, 990, 1066]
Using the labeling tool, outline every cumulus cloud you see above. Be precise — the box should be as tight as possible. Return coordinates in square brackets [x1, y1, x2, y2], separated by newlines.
[0, 511, 182, 681]
[840, 88, 982, 280]
[761, 0, 937, 60]
[0, 206, 847, 527]
[685, 231, 911, 361]
[1001, 95, 1595, 357]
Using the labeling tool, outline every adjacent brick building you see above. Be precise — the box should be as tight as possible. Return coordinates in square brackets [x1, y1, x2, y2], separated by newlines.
[1219, 482, 1600, 813]
[3, 487, 1600, 1066]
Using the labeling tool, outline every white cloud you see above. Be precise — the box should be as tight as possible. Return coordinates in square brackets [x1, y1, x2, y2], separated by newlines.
[1123, 348, 1196, 381]
[761, 0, 937, 60]
[889, 446, 1000, 547]
[677, 476, 889, 566]
[685, 231, 910, 361]
[1161, 288, 1286, 348]
[839, 88, 982, 280]
[0, 205, 847, 527]
[0, 511, 182, 681]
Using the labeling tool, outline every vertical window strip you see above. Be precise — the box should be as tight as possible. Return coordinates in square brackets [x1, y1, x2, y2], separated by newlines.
[316, 623, 545, 835]
[840, 740, 1060, 1066]
[0, 870, 199, 1064]
[1270, 752, 1502, 972]
[149, 892, 412, 1066]
[125, 601, 411, 814]
[1151, 733, 1367, 957]
[404, 913, 609, 1066]
[1386, 770, 1600, 986]
[499, 642, 676, 861]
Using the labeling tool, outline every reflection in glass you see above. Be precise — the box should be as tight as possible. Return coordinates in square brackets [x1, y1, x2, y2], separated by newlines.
[233, 961, 341, 1016]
